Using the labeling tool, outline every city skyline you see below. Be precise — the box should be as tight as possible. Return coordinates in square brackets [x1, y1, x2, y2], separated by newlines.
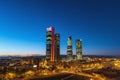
[0, 0, 120, 56]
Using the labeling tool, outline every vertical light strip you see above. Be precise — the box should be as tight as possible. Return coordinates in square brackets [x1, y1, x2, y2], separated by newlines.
[51, 27, 54, 61]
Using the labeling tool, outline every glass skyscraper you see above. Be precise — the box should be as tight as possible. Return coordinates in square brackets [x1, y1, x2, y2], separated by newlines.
[46, 27, 54, 61]
[76, 39, 82, 60]
[67, 36, 73, 60]
[54, 34, 60, 61]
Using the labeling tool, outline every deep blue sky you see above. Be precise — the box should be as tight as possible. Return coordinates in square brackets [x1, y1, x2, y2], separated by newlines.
[0, 0, 120, 56]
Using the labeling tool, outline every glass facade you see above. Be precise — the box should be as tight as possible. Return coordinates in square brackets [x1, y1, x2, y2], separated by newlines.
[54, 34, 60, 61]
[46, 27, 54, 60]
[76, 39, 82, 60]
[67, 36, 73, 60]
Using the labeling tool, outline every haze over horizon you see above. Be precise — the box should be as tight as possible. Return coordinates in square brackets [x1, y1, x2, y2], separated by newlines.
[0, 0, 120, 56]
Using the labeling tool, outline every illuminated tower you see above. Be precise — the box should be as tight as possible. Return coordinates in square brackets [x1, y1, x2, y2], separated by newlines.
[67, 36, 73, 60]
[76, 39, 82, 60]
[46, 27, 55, 61]
[54, 34, 60, 61]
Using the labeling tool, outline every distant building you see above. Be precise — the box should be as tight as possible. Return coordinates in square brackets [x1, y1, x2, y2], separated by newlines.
[54, 34, 60, 61]
[46, 27, 55, 61]
[34, 58, 40, 67]
[76, 39, 82, 60]
[67, 36, 73, 60]
[29, 56, 34, 64]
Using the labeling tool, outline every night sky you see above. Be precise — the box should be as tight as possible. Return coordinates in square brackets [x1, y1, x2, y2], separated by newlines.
[0, 0, 120, 56]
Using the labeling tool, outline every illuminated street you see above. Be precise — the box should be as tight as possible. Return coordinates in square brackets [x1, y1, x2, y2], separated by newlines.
[30, 73, 91, 80]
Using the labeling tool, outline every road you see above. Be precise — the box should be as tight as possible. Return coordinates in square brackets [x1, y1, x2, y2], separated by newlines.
[30, 73, 90, 80]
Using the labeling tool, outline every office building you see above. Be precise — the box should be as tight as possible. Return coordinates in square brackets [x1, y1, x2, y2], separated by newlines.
[67, 36, 73, 60]
[46, 27, 55, 61]
[76, 39, 82, 60]
[54, 34, 60, 61]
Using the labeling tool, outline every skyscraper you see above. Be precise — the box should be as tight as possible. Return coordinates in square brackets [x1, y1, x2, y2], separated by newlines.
[54, 34, 60, 61]
[67, 36, 73, 60]
[46, 27, 55, 61]
[76, 39, 82, 60]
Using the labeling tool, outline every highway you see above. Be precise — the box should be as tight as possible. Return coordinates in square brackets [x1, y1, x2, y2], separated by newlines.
[30, 73, 90, 80]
